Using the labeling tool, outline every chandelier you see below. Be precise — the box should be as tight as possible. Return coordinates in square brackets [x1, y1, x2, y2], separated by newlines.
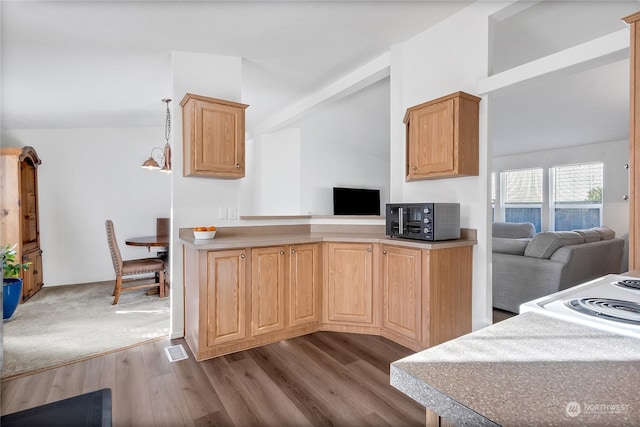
[141, 98, 172, 173]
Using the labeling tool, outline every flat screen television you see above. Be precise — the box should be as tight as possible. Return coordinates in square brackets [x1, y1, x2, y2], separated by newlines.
[333, 187, 380, 215]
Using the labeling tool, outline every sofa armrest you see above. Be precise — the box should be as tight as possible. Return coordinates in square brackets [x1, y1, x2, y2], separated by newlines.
[492, 237, 530, 255]
[550, 238, 625, 290]
[492, 253, 565, 313]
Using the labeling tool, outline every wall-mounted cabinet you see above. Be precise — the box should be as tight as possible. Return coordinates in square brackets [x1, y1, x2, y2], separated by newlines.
[180, 93, 249, 179]
[404, 91, 480, 181]
[0, 146, 44, 302]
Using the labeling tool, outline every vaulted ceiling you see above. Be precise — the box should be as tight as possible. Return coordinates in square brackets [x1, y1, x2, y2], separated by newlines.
[1, 1, 638, 157]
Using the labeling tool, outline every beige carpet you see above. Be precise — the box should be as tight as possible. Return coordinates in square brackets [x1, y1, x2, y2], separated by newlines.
[1, 280, 170, 379]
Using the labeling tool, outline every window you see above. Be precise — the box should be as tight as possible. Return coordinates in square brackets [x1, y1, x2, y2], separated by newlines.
[551, 162, 603, 230]
[501, 168, 543, 232]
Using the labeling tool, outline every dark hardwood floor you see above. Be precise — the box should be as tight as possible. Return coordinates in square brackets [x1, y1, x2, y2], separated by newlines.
[1, 332, 425, 426]
[493, 308, 516, 323]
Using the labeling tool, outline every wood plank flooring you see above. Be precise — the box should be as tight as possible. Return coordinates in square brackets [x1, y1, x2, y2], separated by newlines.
[1, 332, 425, 426]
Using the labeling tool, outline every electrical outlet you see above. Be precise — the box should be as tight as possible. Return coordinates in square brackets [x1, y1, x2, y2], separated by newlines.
[228, 207, 237, 220]
[218, 206, 228, 220]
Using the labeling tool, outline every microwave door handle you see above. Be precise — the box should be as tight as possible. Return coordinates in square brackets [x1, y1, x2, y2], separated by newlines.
[399, 207, 404, 234]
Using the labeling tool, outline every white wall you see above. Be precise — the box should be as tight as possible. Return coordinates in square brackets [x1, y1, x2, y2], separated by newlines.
[389, 1, 630, 329]
[493, 139, 630, 271]
[259, 128, 302, 214]
[253, 77, 391, 216]
[391, 2, 506, 329]
[1, 127, 170, 286]
[170, 51, 243, 337]
[298, 78, 390, 215]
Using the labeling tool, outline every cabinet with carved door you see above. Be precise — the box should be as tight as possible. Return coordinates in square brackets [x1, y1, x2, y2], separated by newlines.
[381, 245, 422, 348]
[183, 247, 248, 361]
[324, 242, 378, 331]
[251, 246, 287, 337]
[0, 146, 44, 302]
[289, 243, 321, 328]
[180, 93, 249, 179]
[404, 91, 480, 181]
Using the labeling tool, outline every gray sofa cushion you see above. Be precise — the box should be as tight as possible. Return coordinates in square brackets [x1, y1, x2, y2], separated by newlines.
[593, 226, 615, 240]
[492, 237, 530, 255]
[492, 222, 536, 239]
[573, 228, 602, 243]
[524, 231, 584, 259]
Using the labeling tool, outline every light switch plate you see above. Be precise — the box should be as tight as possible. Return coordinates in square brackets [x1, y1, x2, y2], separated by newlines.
[228, 207, 237, 220]
[218, 206, 228, 220]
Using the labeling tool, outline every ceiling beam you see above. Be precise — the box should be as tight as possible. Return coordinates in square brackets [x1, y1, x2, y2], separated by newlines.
[478, 28, 629, 97]
[253, 52, 390, 136]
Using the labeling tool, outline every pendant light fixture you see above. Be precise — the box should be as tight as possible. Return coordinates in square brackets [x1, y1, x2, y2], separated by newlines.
[141, 98, 172, 173]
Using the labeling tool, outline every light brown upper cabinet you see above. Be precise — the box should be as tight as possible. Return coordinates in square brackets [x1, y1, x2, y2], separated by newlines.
[404, 91, 480, 181]
[180, 93, 249, 179]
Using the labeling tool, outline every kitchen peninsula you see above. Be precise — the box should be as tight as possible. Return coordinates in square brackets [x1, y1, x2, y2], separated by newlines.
[179, 223, 476, 361]
[391, 310, 640, 426]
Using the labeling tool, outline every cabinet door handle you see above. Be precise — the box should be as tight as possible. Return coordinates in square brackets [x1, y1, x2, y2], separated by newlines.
[367, 248, 372, 252]
[291, 249, 296, 253]
[280, 251, 285, 255]
[240, 254, 245, 258]
[33, 270, 38, 274]
[383, 250, 387, 255]
[236, 164, 241, 168]
[412, 165, 417, 171]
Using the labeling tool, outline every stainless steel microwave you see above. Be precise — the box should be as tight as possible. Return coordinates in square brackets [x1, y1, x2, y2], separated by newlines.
[385, 203, 460, 241]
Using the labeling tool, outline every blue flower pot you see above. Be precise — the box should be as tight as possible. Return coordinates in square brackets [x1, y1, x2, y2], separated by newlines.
[3, 278, 23, 320]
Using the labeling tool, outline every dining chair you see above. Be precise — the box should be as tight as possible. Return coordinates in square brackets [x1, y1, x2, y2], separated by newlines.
[105, 219, 166, 304]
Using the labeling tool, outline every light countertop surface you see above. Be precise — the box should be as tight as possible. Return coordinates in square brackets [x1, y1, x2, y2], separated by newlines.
[178, 230, 477, 251]
[391, 311, 640, 426]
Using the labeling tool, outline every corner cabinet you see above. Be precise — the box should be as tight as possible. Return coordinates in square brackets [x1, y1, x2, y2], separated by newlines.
[404, 91, 480, 181]
[180, 93, 249, 179]
[182, 238, 473, 361]
[0, 146, 44, 302]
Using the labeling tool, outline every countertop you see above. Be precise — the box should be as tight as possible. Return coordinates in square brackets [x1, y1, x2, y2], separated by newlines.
[391, 311, 640, 426]
[178, 230, 477, 251]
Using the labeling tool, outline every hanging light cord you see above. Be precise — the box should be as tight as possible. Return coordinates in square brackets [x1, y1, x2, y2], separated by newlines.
[163, 98, 172, 144]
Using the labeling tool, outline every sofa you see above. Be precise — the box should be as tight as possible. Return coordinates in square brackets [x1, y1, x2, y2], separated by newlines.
[492, 223, 625, 313]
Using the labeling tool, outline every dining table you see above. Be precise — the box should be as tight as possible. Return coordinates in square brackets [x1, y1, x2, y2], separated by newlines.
[124, 235, 169, 250]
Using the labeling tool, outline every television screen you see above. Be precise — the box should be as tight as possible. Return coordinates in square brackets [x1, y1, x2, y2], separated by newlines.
[333, 187, 380, 215]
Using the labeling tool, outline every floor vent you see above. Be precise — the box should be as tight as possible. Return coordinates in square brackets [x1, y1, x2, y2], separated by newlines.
[164, 344, 189, 363]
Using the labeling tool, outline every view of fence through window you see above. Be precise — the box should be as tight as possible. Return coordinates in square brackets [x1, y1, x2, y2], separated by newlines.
[552, 162, 603, 230]
[499, 162, 604, 232]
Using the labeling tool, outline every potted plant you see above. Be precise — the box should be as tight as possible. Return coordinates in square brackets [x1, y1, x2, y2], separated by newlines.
[1, 244, 31, 319]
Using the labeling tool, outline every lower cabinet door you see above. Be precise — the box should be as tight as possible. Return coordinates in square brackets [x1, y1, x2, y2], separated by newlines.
[206, 249, 247, 346]
[251, 246, 286, 336]
[326, 242, 374, 324]
[382, 245, 422, 341]
[289, 243, 320, 327]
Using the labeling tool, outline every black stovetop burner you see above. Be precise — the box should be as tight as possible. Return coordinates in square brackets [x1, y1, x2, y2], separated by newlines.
[566, 297, 640, 325]
[613, 279, 640, 291]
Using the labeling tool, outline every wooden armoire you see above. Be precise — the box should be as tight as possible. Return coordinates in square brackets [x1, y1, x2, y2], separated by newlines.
[0, 146, 44, 302]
